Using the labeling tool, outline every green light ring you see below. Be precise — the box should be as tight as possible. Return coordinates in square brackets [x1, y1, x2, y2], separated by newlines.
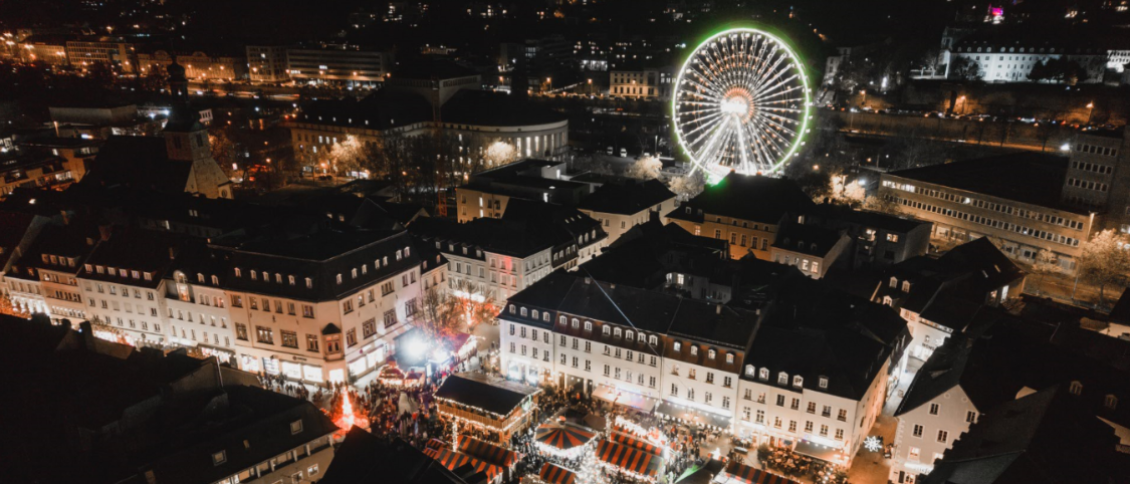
[671, 26, 813, 184]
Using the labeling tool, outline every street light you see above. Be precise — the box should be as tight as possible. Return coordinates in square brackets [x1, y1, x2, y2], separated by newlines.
[1086, 102, 1095, 125]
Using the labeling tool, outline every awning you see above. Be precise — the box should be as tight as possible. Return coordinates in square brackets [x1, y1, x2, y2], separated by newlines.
[655, 401, 731, 429]
[426, 438, 448, 451]
[720, 461, 799, 484]
[609, 432, 664, 456]
[794, 440, 845, 464]
[423, 447, 503, 481]
[592, 385, 658, 413]
[538, 463, 578, 484]
[595, 439, 665, 479]
[459, 434, 521, 467]
[536, 424, 597, 451]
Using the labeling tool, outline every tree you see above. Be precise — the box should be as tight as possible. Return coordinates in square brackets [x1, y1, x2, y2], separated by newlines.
[862, 195, 902, 216]
[418, 280, 498, 340]
[949, 57, 982, 82]
[625, 156, 663, 180]
[1077, 229, 1130, 306]
[1028, 58, 1088, 85]
[667, 172, 705, 202]
[209, 126, 241, 179]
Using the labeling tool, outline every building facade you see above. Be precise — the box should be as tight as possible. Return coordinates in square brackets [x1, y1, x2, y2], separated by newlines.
[287, 45, 392, 86]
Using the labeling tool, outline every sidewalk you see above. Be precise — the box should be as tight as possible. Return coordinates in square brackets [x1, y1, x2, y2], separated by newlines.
[846, 414, 897, 484]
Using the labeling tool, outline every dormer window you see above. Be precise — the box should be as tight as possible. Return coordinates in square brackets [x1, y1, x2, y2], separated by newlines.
[614, 328, 622, 338]
[673, 341, 681, 352]
[405, 247, 411, 257]
[759, 368, 769, 380]
[306, 277, 313, 289]
[251, 270, 258, 281]
[351, 269, 358, 279]
[211, 275, 220, 285]
[601, 325, 608, 335]
[543, 313, 550, 322]
[819, 376, 829, 389]
[708, 349, 716, 360]
[726, 353, 734, 364]
[532, 310, 539, 320]
[396, 250, 403, 261]
[1069, 380, 1083, 395]
[778, 372, 788, 385]
[902, 281, 911, 293]
[1106, 394, 1118, 410]
[234, 268, 241, 277]
[626, 330, 634, 340]
[889, 277, 897, 288]
[197, 273, 205, 283]
[793, 375, 804, 388]
[745, 365, 755, 376]
[649, 335, 658, 346]
[690, 346, 698, 356]
[288, 275, 296, 286]
[520, 307, 528, 317]
[212, 450, 226, 466]
[571, 318, 579, 329]
[508, 304, 516, 314]
[336, 274, 343, 284]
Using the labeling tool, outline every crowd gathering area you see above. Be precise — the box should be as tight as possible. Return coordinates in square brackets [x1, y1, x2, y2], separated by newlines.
[278, 334, 848, 484]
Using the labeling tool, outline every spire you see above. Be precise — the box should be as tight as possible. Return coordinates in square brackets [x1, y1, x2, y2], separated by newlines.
[167, 54, 188, 99]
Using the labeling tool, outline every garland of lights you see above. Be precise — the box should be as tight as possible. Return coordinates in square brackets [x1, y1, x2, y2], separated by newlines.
[673, 27, 813, 181]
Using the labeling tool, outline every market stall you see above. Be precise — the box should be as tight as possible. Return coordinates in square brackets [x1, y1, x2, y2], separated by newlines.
[716, 461, 799, 484]
[435, 373, 542, 443]
[458, 434, 522, 480]
[655, 401, 731, 431]
[538, 462, 579, 484]
[594, 439, 665, 482]
[535, 423, 598, 459]
[422, 446, 504, 483]
[376, 362, 425, 388]
[609, 432, 665, 456]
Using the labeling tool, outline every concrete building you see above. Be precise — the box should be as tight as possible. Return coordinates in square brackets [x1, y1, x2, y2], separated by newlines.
[879, 153, 1095, 272]
[1061, 128, 1130, 234]
[666, 173, 816, 260]
[5, 222, 99, 321]
[0, 139, 96, 198]
[66, 37, 137, 72]
[946, 29, 1107, 83]
[17, 34, 69, 66]
[577, 178, 677, 246]
[137, 50, 248, 82]
[288, 44, 392, 86]
[769, 222, 851, 279]
[609, 65, 675, 100]
[247, 45, 290, 83]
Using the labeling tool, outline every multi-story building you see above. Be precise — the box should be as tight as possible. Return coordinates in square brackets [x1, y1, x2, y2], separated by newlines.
[409, 200, 606, 304]
[666, 173, 816, 260]
[5, 222, 99, 321]
[946, 30, 1106, 83]
[455, 160, 587, 223]
[66, 37, 137, 72]
[609, 65, 675, 100]
[1061, 128, 1130, 233]
[502, 271, 908, 467]
[768, 222, 851, 279]
[879, 153, 1095, 272]
[734, 274, 907, 466]
[247, 45, 291, 83]
[137, 50, 248, 82]
[577, 178, 677, 245]
[800, 204, 933, 270]
[287, 44, 392, 86]
[873, 238, 1025, 362]
[18, 34, 70, 66]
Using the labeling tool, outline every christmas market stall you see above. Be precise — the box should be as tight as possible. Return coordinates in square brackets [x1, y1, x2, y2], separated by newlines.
[458, 435, 523, 481]
[534, 422, 598, 459]
[594, 438, 665, 482]
[715, 461, 799, 484]
[435, 373, 542, 443]
[376, 362, 425, 388]
[537, 462, 578, 484]
[422, 446, 504, 484]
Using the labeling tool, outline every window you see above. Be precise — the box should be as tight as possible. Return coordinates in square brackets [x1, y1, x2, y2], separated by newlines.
[235, 323, 248, 341]
[793, 375, 803, 388]
[837, 409, 847, 421]
[776, 395, 785, 406]
[908, 446, 920, 462]
[383, 310, 397, 328]
[819, 376, 828, 389]
[256, 326, 274, 344]
[290, 420, 303, 435]
[726, 353, 734, 364]
[1105, 395, 1118, 410]
[745, 365, 755, 376]
[346, 329, 357, 346]
[778, 372, 788, 385]
[759, 368, 769, 380]
[966, 411, 977, 423]
[912, 424, 923, 437]
[673, 341, 681, 352]
[936, 430, 948, 443]
[281, 330, 298, 348]
[807, 402, 816, 413]
[306, 334, 319, 352]
[362, 319, 376, 338]
[302, 305, 314, 318]
[1069, 380, 1083, 395]
[929, 403, 940, 415]
[212, 451, 226, 466]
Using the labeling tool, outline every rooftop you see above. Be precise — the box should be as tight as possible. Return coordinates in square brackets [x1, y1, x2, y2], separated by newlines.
[577, 178, 676, 215]
[666, 173, 815, 225]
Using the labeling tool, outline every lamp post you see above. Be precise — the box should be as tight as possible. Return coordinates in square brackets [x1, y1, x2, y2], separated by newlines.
[1086, 101, 1095, 125]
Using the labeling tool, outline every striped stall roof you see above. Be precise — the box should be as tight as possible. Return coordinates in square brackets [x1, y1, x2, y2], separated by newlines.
[458, 434, 522, 467]
[535, 424, 597, 451]
[595, 439, 665, 478]
[426, 438, 449, 451]
[722, 461, 800, 484]
[423, 447, 503, 481]
[538, 463, 578, 484]
[609, 432, 664, 456]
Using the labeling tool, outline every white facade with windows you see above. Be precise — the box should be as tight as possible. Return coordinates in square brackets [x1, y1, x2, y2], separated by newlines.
[890, 387, 980, 483]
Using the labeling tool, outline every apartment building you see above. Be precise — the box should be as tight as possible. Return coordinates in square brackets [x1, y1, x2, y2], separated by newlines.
[609, 65, 675, 100]
[247, 45, 291, 83]
[578, 178, 677, 245]
[666, 173, 816, 260]
[288, 44, 392, 86]
[5, 222, 100, 321]
[137, 50, 248, 82]
[1062, 128, 1130, 233]
[66, 37, 137, 72]
[455, 159, 587, 223]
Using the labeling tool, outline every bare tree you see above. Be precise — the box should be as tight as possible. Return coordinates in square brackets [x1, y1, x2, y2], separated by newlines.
[625, 156, 663, 180]
[667, 171, 705, 202]
[862, 195, 902, 216]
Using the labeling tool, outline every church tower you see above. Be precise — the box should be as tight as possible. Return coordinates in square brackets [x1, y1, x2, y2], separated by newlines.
[161, 56, 234, 199]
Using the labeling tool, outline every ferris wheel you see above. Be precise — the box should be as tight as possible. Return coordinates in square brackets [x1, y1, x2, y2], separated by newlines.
[672, 27, 812, 180]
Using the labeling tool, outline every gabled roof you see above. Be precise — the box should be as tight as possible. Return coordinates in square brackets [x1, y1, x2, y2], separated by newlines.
[82, 136, 194, 194]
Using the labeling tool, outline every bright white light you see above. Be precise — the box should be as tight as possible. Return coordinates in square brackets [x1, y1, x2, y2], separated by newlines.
[864, 436, 882, 452]
[1060, 143, 1071, 152]
[721, 98, 747, 114]
[407, 339, 428, 358]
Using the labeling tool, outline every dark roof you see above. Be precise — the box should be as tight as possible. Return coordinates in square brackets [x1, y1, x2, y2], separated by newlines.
[665, 173, 815, 225]
[508, 271, 760, 349]
[6, 221, 100, 280]
[434, 373, 539, 416]
[82, 136, 194, 194]
[0, 210, 38, 268]
[298, 89, 432, 130]
[771, 223, 846, 257]
[1108, 289, 1130, 326]
[321, 431, 472, 484]
[745, 273, 908, 400]
[806, 203, 929, 234]
[410, 216, 558, 259]
[79, 229, 182, 289]
[922, 387, 1123, 484]
[394, 59, 479, 79]
[578, 179, 675, 215]
[886, 153, 1084, 214]
[442, 90, 567, 127]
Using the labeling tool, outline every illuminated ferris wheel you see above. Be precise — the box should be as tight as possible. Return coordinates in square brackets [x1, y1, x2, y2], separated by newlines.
[673, 28, 813, 179]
